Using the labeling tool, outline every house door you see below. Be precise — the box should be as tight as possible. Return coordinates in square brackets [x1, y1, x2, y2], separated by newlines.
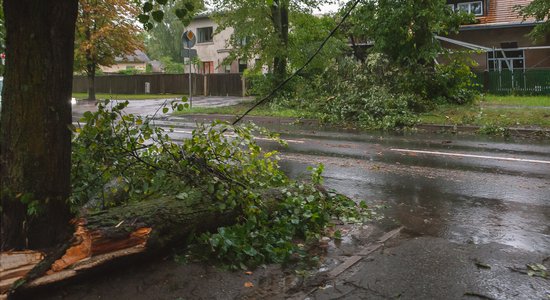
[201, 61, 214, 74]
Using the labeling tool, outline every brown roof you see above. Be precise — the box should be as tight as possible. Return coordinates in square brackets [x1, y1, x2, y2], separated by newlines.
[475, 0, 535, 26]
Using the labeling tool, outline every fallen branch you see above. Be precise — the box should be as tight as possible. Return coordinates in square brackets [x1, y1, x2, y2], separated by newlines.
[2, 189, 287, 298]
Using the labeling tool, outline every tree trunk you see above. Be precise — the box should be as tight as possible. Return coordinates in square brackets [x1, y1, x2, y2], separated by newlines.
[85, 25, 96, 101]
[86, 65, 96, 101]
[1, 190, 290, 297]
[270, 0, 289, 82]
[0, 0, 78, 251]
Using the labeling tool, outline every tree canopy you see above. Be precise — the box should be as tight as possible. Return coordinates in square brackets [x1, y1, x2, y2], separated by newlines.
[211, 0, 328, 80]
[517, 0, 550, 42]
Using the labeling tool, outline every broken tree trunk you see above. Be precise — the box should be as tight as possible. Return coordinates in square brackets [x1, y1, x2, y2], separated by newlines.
[1, 189, 286, 298]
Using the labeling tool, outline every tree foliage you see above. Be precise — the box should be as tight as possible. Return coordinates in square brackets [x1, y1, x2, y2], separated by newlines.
[75, 0, 143, 71]
[517, 0, 550, 42]
[144, 0, 203, 62]
[74, 0, 143, 100]
[347, 0, 470, 68]
[211, 0, 328, 81]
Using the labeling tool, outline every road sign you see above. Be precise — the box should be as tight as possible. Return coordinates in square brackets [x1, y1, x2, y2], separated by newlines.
[181, 48, 198, 59]
[182, 30, 196, 48]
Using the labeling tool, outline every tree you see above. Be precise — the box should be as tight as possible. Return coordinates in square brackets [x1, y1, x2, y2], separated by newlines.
[1, 0, 78, 250]
[211, 0, 326, 82]
[347, 0, 468, 68]
[517, 0, 550, 42]
[145, 0, 203, 62]
[0, 0, 195, 251]
[74, 0, 143, 101]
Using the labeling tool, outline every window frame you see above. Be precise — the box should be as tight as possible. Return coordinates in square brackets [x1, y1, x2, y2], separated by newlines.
[487, 49, 525, 72]
[197, 26, 214, 44]
[456, 1, 484, 16]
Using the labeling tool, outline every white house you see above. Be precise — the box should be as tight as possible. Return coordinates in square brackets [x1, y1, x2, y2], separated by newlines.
[184, 14, 260, 74]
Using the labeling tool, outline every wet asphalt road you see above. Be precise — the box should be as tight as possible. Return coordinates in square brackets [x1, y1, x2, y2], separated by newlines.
[174, 120, 549, 252]
[156, 117, 550, 299]
[72, 101, 550, 299]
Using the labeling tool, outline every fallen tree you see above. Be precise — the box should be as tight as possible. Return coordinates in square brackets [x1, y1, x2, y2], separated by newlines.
[1, 189, 286, 298]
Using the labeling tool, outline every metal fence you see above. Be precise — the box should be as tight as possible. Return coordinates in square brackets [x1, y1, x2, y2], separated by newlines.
[73, 73, 245, 97]
[474, 70, 550, 95]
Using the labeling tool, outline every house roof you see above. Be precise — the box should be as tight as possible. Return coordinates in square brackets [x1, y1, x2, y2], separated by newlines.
[115, 50, 150, 63]
[466, 0, 535, 28]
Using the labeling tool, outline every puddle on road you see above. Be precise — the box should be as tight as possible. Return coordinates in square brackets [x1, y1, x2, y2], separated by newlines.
[279, 155, 550, 254]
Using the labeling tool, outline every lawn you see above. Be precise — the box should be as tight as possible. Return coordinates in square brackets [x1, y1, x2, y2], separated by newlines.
[419, 104, 550, 127]
[176, 94, 550, 129]
[72, 93, 184, 100]
[480, 94, 550, 107]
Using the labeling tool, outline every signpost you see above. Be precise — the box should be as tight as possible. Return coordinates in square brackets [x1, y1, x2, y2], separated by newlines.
[182, 30, 196, 107]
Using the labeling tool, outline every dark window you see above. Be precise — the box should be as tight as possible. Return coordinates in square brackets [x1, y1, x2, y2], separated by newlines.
[488, 50, 525, 71]
[197, 27, 213, 43]
[238, 59, 247, 73]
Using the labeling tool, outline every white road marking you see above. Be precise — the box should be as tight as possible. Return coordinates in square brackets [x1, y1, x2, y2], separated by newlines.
[391, 148, 550, 165]
[170, 129, 305, 144]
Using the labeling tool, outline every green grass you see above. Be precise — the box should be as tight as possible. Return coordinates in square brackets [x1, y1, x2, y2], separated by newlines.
[419, 103, 550, 127]
[481, 95, 550, 107]
[72, 93, 185, 100]
[174, 102, 319, 119]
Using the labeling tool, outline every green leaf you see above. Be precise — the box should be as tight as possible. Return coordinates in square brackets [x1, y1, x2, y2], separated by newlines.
[243, 246, 258, 257]
[152, 10, 164, 22]
[138, 14, 150, 24]
[175, 8, 187, 19]
[162, 107, 169, 114]
[144, 22, 154, 31]
[184, 2, 194, 11]
[156, 0, 168, 4]
[142, 2, 153, 13]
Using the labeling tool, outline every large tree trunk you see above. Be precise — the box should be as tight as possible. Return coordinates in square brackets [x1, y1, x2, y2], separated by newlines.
[0, 0, 78, 251]
[1, 190, 290, 297]
[270, 0, 289, 82]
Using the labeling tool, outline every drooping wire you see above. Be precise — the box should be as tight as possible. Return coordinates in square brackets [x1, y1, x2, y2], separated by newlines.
[231, 0, 361, 125]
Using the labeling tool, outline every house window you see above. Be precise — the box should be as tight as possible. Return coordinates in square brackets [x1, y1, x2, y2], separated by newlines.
[457, 1, 483, 16]
[488, 50, 525, 71]
[238, 59, 247, 73]
[197, 27, 213, 43]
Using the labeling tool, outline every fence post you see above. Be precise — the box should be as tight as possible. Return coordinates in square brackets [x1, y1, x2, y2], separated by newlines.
[241, 76, 246, 97]
[204, 74, 208, 96]
[483, 71, 489, 93]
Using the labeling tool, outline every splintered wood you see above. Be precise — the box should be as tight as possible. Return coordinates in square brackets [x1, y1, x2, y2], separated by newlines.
[0, 251, 44, 293]
[0, 219, 152, 296]
[49, 220, 151, 273]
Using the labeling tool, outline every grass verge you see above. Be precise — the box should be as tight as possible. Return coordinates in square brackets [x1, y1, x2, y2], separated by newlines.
[480, 95, 550, 107]
[72, 93, 184, 100]
[419, 104, 550, 128]
[175, 95, 549, 130]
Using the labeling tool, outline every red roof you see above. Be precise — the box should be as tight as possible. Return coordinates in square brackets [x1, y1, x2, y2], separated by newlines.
[476, 0, 534, 25]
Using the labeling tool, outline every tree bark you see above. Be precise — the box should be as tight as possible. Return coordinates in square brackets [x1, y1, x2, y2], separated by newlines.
[86, 65, 96, 101]
[0, 0, 78, 251]
[1, 190, 289, 297]
[270, 0, 289, 82]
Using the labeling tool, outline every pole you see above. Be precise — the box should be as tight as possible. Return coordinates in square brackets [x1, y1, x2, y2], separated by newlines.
[188, 44, 193, 108]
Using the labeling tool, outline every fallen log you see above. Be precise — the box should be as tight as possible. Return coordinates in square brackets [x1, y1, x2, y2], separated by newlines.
[1, 189, 286, 298]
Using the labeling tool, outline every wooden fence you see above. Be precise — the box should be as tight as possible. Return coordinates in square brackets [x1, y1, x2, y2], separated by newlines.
[73, 73, 246, 97]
